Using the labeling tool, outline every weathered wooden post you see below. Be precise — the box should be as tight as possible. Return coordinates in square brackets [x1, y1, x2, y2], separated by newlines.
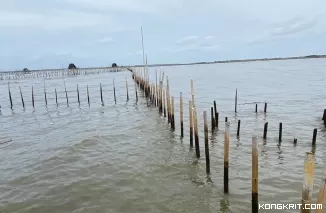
[204, 111, 210, 174]
[100, 83, 104, 106]
[301, 152, 315, 213]
[180, 92, 184, 137]
[252, 136, 258, 213]
[87, 85, 90, 107]
[316, 166, 326, 213]
[77, 84, 80, 106]
[312, 128, 317, 146]
[264, 102, 267, 113]
[126, 77, 129, 102]
[8, 82, 13, 109]
[214, 101, 218, 128]
[189, 101, 193, 147]
[211, 107, 215, 132]
[19, 86, 25, 109]
[64, 81, 69, 107]
[32, 86, 35, 109]
[263, 122, 268, 139]
[171, 96, 175, 130]
[237, 120, 241, 137]
[55, 88, 58, 107]
[113, 78, 116, 104]
[44, 80, 48, 106]
[279, 122, 282, 142]
[235, 88, 238, 113]
[224, 122, 230, 194]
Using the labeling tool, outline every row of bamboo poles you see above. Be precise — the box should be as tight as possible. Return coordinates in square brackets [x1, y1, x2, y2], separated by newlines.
[131, 67, 326, 213]
[2, 77, 134, 110]
[0, 67, 125, 80]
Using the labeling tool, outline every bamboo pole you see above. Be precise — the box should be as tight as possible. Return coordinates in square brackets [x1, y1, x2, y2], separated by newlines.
[301, 152, 315, 213]
[316, 166, 326, 213]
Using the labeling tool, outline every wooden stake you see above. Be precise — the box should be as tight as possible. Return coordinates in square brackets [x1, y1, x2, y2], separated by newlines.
[264, 102, 267, 113]
[316, 166, 326, 213]
[252, 136, 258, 213]
[237, 120, 241, 137]
[100, 83, 104, 105]
[180, 92, 183, 137]
[19, 86, 25, 109]
[204, 111, 210, 174]
[235, 88, 237, 113]
[55, 88, 58, 107]
[126, 77, 129, 102]
[263, 122, 268, 139]
[87, 85, 90, 107]
[189, 100, 193, 147]
[224, 121, 230, 194]
[77, 84, 80, 106]
[44, 80, 47, 106]
[279, 122, 282, 142]
[312, 128, 317, 146]
[64, 81, 69, 107]
[171, 96, 175, 130]
[8, 82, 13, 109]
[301, 152, 315, 213]
[113, 78, 116, 104]
[211, 107, 215, 132]
[214, 101, 218, 128]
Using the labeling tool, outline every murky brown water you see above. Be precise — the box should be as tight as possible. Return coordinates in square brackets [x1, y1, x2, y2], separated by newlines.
[1, 59, 326, 213]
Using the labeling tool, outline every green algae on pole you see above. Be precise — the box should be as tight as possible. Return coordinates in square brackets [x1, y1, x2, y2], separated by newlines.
[252, 136, 258, 213]
[204, 111, 210, 174]
[224, 121, 230, 194]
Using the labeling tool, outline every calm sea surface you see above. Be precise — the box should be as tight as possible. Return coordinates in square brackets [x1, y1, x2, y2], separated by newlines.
[0, 59, 326, 213]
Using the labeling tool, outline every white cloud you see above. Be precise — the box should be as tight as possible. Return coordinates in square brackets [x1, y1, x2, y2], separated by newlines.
[175, 36, 199, 44]
[0, 9, 125, 32]
[205, 36, 214, 40]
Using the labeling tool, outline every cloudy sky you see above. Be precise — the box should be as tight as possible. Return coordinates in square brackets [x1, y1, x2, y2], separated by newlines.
[0, 0, 326, 70]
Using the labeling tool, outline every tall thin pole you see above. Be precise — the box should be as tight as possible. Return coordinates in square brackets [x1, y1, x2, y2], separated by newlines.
[141, 26, 146, 82]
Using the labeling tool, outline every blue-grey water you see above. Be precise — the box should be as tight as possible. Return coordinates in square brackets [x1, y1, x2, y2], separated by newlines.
[0, 59, 326, 213]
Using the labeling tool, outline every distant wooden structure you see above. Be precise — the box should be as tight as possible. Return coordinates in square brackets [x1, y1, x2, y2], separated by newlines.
[68, 63, 77, 75]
